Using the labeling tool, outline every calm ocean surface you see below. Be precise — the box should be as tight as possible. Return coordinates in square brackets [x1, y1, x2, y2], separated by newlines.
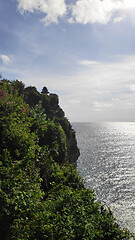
[73, 122, 135, 233]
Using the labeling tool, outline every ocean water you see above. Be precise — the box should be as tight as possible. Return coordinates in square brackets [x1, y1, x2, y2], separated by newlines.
[73, 122, 135, 233]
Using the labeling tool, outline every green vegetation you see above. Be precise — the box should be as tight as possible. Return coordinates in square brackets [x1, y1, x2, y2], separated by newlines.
[0, 79, 134, 239]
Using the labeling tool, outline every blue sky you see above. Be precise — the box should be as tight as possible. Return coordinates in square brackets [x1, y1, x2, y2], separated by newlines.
[1, 0, 135, 122]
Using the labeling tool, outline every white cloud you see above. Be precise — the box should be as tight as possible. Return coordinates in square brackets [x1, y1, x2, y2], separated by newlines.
[126, 102, 135, 108]
[16, 0, 135, 25]
[0, 55, 12, 65]
[93, 101, 113, 112]
[16, 54, 135, 121]
[123, 0, 135, 9]
[129, 84, 135, 91]
[113, 15, 125, 23]
[69, 0, 122, 24]
[55, 55, 135, 121]
[17, 0, 67, 25]
[79, 60, 98, 66]
[70, 0, 135, 25]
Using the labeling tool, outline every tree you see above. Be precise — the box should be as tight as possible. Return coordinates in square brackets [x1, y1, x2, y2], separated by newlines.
[12, 80, 25, 95]
[41, 86, 49, 95]
[50, 93, 59, 106]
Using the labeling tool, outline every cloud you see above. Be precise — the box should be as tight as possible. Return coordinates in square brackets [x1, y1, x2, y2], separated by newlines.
[79, 60, 98, 66]
[113, 15, 125, 23]
[69, 0, 120, 24]
[4, 54, 135, 121]
[16, 0, 135, 25]
[93, 101, 113, 112]
[69, 0, 135, 25]
[123, 0, 135, 9]
[17, 0, 67, 25]
[55, 55, 135, 121]
[128, 84, 135, 91]
[0, 55, 12, 65]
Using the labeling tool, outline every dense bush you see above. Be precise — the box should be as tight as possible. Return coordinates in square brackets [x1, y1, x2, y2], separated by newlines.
[0, 81, 134, 240]
[0, 79, 80, 164]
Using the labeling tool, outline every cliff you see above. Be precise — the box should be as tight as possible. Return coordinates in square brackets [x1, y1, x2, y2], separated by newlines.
[22, 83, 80, 164]
[0, 79, 80, 165]
[0, 79, 133, 240]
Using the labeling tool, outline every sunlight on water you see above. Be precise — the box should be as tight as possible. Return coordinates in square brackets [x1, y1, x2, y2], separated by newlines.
[73, 122, 135, 233]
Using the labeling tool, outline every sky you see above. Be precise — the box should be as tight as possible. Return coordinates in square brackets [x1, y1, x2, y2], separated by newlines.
[1, 0, 135, 122]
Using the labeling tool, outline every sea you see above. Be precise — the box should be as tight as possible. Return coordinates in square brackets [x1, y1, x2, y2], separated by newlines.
[72, 122, 135, 233]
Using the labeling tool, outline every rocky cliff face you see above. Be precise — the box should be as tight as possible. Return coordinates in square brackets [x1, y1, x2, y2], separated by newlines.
[67, 133, 80, 165]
